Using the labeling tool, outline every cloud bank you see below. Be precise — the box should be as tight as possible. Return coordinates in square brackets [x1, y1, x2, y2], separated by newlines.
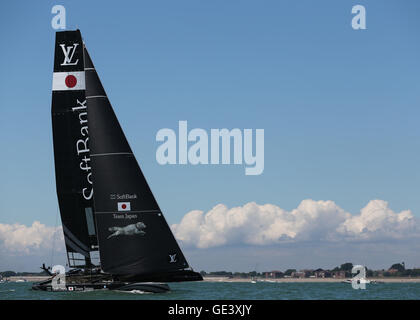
[0, 199, 418, 270]
[171, 200, 419, 248]
[0, 221, 64, 255]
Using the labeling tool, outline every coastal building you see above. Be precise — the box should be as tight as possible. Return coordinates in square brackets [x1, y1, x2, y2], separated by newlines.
[302, 269, 315, 278]
[291, 271, 306, 278]
[314, 269, 331, 278]
[332, 271, 346, 279]
[264, 271, 283, 279]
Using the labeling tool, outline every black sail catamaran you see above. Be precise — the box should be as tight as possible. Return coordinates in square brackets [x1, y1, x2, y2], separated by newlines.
[32, 30, 202, 293]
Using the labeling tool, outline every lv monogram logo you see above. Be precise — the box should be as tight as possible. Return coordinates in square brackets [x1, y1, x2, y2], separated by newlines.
[60, 43, 79, 66]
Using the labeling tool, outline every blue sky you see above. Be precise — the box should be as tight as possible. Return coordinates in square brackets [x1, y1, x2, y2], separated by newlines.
[0, 1, 419, 271]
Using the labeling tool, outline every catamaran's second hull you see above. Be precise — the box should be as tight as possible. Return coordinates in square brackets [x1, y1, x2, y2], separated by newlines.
[32, 279, 170, 293]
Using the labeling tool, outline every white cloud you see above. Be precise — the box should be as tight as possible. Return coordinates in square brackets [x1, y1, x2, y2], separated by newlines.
[0, 221, 64, 255]
[171, 200, 419, 248]
[337, 200, 417, 240]
[0, 199, 417, 265]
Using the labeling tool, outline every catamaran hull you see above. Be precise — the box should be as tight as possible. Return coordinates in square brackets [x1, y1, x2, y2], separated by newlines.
[32, 281, 170, 293]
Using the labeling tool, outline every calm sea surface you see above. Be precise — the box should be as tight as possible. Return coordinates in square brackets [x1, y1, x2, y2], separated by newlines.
[1, 281, 420, 300]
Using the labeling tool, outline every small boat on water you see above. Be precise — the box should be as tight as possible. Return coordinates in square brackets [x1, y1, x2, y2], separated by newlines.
[32, 30, 202, 293]
[342, 278, 376, 284]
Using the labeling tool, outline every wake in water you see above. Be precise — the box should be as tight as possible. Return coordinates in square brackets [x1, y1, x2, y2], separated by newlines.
[128, 290, 152, 294]
[113, 289, 153, 295]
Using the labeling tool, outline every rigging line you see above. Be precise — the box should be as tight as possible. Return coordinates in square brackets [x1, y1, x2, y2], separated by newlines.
[86, 95, 107, 99]
[50, 202, 60, 269]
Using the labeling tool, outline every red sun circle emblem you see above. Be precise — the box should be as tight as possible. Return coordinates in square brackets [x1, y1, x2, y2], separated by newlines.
[65, 75, 77, 88]
[122, 204, 127, 209]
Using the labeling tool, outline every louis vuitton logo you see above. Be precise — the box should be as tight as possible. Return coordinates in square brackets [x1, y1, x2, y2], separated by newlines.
[60, 43, 79, 66]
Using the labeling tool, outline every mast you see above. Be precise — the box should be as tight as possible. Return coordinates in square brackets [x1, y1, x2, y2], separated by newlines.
[51, 30, 99, 269]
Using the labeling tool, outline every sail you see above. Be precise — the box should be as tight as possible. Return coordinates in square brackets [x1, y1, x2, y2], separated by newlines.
[51, 30, 98, 267]
[84, 47, 191, 276]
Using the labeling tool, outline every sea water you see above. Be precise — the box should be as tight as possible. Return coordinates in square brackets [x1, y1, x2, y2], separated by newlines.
[1, 281, 420, 300]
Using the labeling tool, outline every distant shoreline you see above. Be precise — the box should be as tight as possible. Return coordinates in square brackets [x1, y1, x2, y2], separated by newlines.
[3, 276, 50, 282]
[203, 277, 420, 283]
[3, 276, 420, 283]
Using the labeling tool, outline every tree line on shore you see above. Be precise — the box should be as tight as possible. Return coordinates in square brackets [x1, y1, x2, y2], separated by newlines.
[199, 262, 420, 278]
[0, 270, 50, 278]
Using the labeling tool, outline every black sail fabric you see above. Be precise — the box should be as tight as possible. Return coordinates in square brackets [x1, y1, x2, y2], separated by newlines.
[84, 47, 190, 275]
[51, 30, 98, 265]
